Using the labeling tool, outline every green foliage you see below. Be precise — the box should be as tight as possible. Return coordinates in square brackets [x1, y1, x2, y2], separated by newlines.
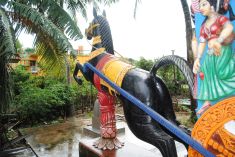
[174, 104, 191, 112]
[0, 0, 7, 6]
[12, 80, 75, 125]
[157, 65, 189, 97]
[14, 87, 59, 123]
[0, 7, 16, 113]
[42, 0, 83, 40]
[35, 44, 68, 78]
[11, 65, 30, 83]
[71, 78, 97, 111]
[24, 48, 35, 54]
[0, 8, 16, 57]
[10, 67, 97, 125]
[157, 65, 176, 93]
[135, 57, 190, 97]
[0, 0, 121, 114]
[12, 2, 75, 54]
[11, 65, 30, 95]
[135, 57, 154, 71]
[127, 58, 136, 65]
[16, 40, 23, 53]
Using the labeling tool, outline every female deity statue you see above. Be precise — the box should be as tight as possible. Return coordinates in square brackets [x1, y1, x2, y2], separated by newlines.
[192, 0, 235, 116]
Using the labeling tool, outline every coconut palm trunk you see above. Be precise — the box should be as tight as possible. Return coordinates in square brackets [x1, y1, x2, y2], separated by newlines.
[179, 0, 197, 120]
[180, 0, 193, 66]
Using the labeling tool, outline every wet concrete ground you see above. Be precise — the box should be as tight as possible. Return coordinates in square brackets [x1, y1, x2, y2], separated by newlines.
[14, 114, 187, 157]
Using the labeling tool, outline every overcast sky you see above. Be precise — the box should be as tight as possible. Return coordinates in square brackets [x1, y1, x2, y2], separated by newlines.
[18, 0, 191, 60]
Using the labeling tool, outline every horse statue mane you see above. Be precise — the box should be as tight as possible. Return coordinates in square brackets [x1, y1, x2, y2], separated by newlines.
[86, 8, 114, 54]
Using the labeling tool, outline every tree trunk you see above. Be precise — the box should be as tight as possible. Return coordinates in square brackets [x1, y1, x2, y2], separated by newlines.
[64, 57, 74, 118]
[59, 0, 74, 117]
[64, 57, 71, 85]
[0, 56, 11, 113]
[180, 0, 194, 67]
[180, 0, 197, 118]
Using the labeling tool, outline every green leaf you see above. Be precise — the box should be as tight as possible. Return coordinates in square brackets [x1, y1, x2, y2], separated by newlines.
[0, 7, 16, 57]
[11, 2, 75, 54]
[43, 0, 83, 40]
[0, 7, 16, 113]
[0, 0, 8, 6]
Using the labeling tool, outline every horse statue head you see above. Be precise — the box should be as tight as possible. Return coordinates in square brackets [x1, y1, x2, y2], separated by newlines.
[85, 8, 114, 54]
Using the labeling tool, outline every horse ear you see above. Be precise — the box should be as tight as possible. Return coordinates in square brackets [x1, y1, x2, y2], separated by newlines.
[93, 7, 98, 18]
[102, 10, 106, 17]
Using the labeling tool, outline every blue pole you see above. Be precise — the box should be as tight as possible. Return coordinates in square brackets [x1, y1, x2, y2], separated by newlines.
[84, 63, 215, 157]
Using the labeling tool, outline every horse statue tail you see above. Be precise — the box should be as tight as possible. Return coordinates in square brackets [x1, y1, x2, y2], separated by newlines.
[150, 55, 194, 95]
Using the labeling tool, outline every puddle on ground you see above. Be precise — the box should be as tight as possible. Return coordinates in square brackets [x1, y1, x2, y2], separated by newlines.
[13, 114, 187, 157]
[14, 115, 92, 157]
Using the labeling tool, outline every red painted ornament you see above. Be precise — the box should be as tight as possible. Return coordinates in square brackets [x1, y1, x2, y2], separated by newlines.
[199, 72, 204, 80]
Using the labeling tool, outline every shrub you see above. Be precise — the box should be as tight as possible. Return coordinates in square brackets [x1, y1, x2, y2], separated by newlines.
[71, 78, 97, 112]
[10, 66, 98, 125]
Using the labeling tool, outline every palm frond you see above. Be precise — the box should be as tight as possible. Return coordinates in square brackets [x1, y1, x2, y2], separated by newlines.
[42, 0, 83, 40]
[35, 42, 67, 77]
[10, 2, 76, 56]
[103, 0, 120, 6]
[0, 0, 8, 6]
[66, 0, 87, 21]
[0, 7, 16, 113]
[134, 0, 141, 19]
[0, 8, 16, 57]
[15, 0, 84, 40]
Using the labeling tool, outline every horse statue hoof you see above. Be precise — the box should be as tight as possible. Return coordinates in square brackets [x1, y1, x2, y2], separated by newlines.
[75, 77, 83, 85]
[93, 137, 124, 150]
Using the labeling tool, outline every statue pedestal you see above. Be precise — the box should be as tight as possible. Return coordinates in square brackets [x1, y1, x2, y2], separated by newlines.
[83, 121, 125, 138]
[83, 99, 125, 138]
[79, 138, 157, 157]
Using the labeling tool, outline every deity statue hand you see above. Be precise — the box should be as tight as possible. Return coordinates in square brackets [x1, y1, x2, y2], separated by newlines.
[193, 58, 200, 74]
[208, 39, 222, 56]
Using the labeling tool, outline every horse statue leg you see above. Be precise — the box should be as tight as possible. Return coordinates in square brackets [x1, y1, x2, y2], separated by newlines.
[122, 102, 178, 157]
[91, 59, 124, 150]
[119, 68, 178, 157]
[93, 91, 124, 150]
[73, 62, 83, 85]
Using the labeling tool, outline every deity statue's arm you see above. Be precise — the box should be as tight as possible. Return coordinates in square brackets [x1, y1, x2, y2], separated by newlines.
[193, 42, 206, 74]
[192, 31, 198, 61]
[197, 42, 206, 58]
[217, 21, 234, 43]
[212, 17, 234, 56]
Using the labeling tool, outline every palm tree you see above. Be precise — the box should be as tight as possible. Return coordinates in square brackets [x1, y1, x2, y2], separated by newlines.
[0, 8, 16, 113]
[179, 0, 193, 66]
[178, 0, 197, 119]
[0, 0, 119, 113]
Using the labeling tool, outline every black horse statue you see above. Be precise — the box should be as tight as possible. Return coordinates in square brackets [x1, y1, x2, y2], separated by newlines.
[74, 8, 193, 157]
